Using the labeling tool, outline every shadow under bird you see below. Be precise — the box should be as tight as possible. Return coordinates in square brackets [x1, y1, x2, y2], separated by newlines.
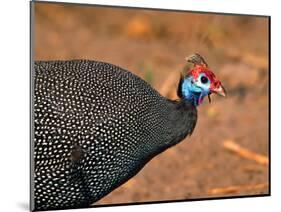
[32, 53, 226, 210]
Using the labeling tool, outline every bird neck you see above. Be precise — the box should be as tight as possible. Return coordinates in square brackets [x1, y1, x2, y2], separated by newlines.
[134, 98, 197, 166]
[157, 99, 197, 152]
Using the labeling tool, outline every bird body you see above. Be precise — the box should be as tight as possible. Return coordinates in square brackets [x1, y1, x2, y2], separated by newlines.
[33, 60, 198, 210]
[33, 54, 225, 210]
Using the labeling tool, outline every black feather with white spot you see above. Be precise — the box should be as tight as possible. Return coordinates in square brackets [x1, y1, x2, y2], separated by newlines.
[33, 60, 197, 210]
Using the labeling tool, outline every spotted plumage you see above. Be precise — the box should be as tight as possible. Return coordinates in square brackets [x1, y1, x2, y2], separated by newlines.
[33, 55, 225, 210]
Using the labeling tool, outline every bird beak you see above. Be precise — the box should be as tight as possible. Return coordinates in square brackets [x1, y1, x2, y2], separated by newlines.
[212, 85, 227, 97]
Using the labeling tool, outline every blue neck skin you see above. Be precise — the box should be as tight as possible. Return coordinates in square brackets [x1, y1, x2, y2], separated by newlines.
[181, 77, 209, 107]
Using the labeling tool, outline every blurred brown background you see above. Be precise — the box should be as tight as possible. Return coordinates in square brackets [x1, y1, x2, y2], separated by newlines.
[33, 2, 269, 205]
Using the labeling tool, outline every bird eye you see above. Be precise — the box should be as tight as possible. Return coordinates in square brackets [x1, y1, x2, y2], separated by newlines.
[200, 76, 209, 84]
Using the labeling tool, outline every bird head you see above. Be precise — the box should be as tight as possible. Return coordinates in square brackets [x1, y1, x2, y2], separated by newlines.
[178, 53, 226, 106]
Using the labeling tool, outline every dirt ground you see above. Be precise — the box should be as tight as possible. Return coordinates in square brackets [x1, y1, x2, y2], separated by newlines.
[33, 2, 269, 205]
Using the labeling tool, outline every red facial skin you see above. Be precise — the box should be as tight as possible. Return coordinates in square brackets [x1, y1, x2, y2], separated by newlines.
[187, 64, 223, 92]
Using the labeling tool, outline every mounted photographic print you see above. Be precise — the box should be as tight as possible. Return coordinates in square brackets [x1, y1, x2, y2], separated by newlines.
[30, 1, 270, 211]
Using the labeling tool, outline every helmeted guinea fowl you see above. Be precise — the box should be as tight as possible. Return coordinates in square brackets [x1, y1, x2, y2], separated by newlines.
[33, 53, 226, 210]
